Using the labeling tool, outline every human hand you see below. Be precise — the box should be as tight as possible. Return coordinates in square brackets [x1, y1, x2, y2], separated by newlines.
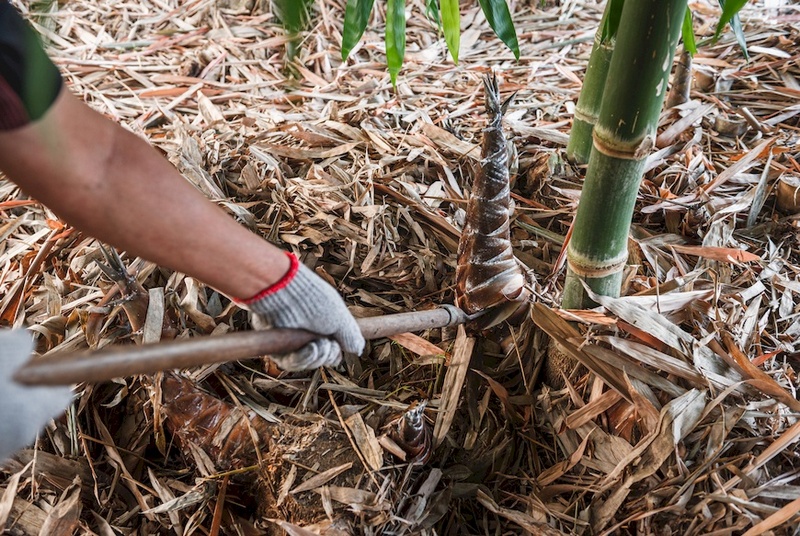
[240, 253, 365, 371]
[0, 331, 72, 462]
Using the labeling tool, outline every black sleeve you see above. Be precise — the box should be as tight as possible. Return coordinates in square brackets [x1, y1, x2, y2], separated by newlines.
[0, 0, 63, 130]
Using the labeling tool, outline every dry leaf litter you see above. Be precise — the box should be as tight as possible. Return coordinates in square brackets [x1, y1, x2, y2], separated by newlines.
[1, 0, 800, 534]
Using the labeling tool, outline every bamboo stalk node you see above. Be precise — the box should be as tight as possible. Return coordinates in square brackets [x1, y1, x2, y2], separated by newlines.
[566, 250, 628, 279]
[573, 108, 598, 124]
[592, 128, 655, 161]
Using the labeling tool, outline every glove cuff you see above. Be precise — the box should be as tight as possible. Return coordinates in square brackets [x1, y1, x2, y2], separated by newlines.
[236, 252, 300, 305]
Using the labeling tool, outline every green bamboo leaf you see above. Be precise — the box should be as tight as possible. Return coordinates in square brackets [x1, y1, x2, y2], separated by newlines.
[272, 0, 313, 62]
[425, 0, 441, 28]
[477, 0, 519, 60]
[342, 0, 375, 61]
[441, 0, 460, 63]
[600, 0, 624, 42]
[714, 0, 748, 41]
[681, 9, 697, 56]
[386, 0, 406, 87]
[729, 13, 749, 60]
[272, 0, 312, 34]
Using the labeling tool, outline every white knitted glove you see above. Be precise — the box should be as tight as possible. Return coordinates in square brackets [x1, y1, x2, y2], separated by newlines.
[0, 330, 72, 462]
[241, 253, 365, 371]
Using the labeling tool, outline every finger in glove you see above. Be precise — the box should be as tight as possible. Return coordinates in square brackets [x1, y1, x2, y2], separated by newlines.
[270, 338, 342, 371]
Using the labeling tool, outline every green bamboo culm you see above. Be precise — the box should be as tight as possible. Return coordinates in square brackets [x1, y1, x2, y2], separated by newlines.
[565, 33, 613, 164]
[566, 0, 623, 164]
[562, 0, 688, 310]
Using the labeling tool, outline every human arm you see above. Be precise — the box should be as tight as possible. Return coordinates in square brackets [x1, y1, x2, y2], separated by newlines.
[0, 88, 292, 299]
[0, 1, 364, 365]
[0, 87, 364, 362]
[0, 0, 364, 463]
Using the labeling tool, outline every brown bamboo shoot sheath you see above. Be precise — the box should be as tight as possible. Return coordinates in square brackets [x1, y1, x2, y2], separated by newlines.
[14, 307, 467, 386]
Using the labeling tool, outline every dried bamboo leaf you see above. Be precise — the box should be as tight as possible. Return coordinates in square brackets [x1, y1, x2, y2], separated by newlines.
[473, 369, 521, 423]
[142, 287, 165, 344]
[670, 244, 761, 264]
[324, 486, 387, 510]
[602, 336, 701, 388]
[38, 477, 82, 536]
[254, 142, 361, 161]
[723, 418, 800, 492]
[742, 496, 800, 536]
[565, 391, 622, 430]
[580, 340, 686, 397]
[592, 390, 706, 530]
[587, 290, 741, 387]
[143, 479, 210, 514]
[533, 303, 632, 399]
[536, 433, 592, 487]
[0, 461, 28, 528]
[421, 123, 481, 161]
[388, 332, 447, 358]
[476, 489, 567, 535]
[267, 520, 326, 536]
[701, 137, 775, 195]
[722, 332, 800, 412]
[344, 411, 383, 471]
[291, 463, 354, 495]
[433, 325, 475, 447]
[277, 464, 297, 507]
[146, 468, 181, 529]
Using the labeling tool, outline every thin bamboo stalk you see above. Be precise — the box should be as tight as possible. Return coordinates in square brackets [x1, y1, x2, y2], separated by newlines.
[562, 0, 688, 310]
[565, 0, 623, 164]
[566, 37, 613, 164]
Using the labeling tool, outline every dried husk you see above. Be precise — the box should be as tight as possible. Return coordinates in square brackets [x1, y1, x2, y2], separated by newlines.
[776, 173, 800, 214]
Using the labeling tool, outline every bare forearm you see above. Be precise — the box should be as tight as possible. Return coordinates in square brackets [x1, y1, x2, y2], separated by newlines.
[0, 90, 289, 299]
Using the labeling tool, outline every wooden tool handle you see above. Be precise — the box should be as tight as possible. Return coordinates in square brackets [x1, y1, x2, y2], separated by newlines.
[14, 306, 467, 386]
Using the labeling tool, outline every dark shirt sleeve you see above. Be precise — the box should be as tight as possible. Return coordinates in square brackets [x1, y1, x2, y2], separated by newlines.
[0, 0, 63, 130]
